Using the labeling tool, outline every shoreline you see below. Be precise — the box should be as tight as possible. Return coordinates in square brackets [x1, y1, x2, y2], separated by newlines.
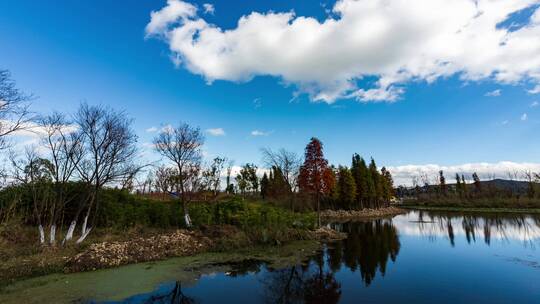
[0, 225, 345, 288]
[320, 206, 406, 220]
[0, 240, 325, 304]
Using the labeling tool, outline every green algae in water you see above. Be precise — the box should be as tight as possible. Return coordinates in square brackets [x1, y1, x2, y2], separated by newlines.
[0, 240, 321, 304]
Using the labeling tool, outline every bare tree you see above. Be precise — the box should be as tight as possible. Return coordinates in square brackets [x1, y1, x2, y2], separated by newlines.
[154, 165, 176, 199]
[66, 103, 139, 244]
[261, 148, 302, 210]
[201, 156, 226, 200]
[153, 123, 204, 227]
[524, 170, 537, 199]
[10, 147, 53, 244]
[38, 112, 83, 244]
[261, 148, 302, 192]
[0, 69, 33, 150]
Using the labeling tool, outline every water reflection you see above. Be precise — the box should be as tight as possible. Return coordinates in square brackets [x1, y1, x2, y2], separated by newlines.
[99, 211, 540, 303]
[105, 281, 197, 304]
[261, 257, 341, 304]
[395, 211, 540, 247]
[331, 220, 400, 286]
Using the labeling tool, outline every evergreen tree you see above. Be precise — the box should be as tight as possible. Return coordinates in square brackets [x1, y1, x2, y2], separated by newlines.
[351, 154, 370, 208]
[380, 167, 394, 204]
[455, 173, 462, 198]
[368, 158, 380, 208]
[336, 166, 357, 210]
[267, 166, 289, 199]
[472, 172, 481, 193]
[439, 170, 447, 196]
[260, 172, 269, 200]
[461, 174, 467, 197]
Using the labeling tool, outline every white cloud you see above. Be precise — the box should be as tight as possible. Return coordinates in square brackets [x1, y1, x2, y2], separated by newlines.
[528, 85, 540, 94]
[531, 101, 539, 107]
[250, 130, 271, 136]
[145, 0, 197, 35]
[203, 3, 215, 15]
[3, 120, 78, 138]
[388, 161, 540, 186]
[521, 113, 528, 120]
[206, 127, 225, 136]
[146, 126, 158, 133]
[484, 89, 501, 97]
[501, 120, 509, 125]
[146, 0, 540, 103]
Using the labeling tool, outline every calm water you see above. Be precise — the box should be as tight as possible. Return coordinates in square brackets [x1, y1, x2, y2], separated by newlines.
[95, 210, 540, 304]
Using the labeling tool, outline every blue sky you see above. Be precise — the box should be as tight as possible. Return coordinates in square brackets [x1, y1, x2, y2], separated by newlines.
[1, 0, 540, 184]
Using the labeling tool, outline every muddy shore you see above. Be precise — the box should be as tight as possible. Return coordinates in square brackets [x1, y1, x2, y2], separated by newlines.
[0, 225, 346, 286]
[320, 206, 405, 220]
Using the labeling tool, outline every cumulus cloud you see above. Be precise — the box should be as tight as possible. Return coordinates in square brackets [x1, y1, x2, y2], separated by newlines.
[531, 101, 539, 107]
[485, 89, 501, 97]
[146, 126, 158, 133]
[388, 161, 540, 186]
[521, 113, 528, 120]
[206, 127, 225, 136]
[146, 0, 540, 103]
[250, 130, 271, 136]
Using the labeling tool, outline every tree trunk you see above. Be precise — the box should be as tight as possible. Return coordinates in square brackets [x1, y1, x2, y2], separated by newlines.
[76, 227, 92, 244]
[81, 213, 89, 236]
[63, 220, 77, 244]
[49, 224, 56, 245]
[183, 201, 192, 227]
[317, 193, 321, 227]
[38, 224, 45, 244]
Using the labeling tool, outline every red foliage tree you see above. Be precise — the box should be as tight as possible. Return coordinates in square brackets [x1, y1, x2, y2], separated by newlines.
[298, 137, 334, 226]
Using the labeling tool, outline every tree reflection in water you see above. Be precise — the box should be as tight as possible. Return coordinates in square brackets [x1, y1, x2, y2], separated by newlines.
[332, 219, 401, 286]
[106, 281, 197, 304]
[405, 211, 540, 247]
[260, 219, 400, 304]
[260, 252, 342, 304]
[94, 212, 540, 304]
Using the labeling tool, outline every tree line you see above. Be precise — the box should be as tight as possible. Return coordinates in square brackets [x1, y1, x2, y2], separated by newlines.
[0, 69, 395, 245]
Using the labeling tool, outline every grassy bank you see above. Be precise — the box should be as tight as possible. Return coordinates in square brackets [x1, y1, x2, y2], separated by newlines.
[0, 197, 327, 287]
[0, 240, 323, 304]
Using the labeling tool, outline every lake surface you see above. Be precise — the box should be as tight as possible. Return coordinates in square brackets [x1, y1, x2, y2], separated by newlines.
[4, 210, 540, 303]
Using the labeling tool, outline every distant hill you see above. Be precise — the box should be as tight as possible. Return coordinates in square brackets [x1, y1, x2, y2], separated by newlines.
[479, 179, 532, 193]
[397, 178, 537, 196]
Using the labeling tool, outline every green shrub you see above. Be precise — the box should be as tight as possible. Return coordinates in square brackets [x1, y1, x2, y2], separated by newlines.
[188, 198, 316, 230]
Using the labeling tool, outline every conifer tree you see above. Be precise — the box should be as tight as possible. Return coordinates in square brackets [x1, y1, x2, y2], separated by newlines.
[336, 166, 357, 209]
[351, 154, 368, 208]
[380, 167, 394, 204]
[260, 172, 269, 200]
[455, 173, 462, 198]
[472, 172, 481, 193]
[439, 170, 447, 196]
[298, 137, 334, 226]
[368, 158, 380, 208]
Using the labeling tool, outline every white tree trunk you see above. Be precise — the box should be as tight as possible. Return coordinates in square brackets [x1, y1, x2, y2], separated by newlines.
[184, 214, 192, 227]
[81, 214, 89, 235]
[76, 227, 92, 244]
[38, 225, 45, 244]
[49, 224, 56, 245]
[63, 220, 77, 245]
